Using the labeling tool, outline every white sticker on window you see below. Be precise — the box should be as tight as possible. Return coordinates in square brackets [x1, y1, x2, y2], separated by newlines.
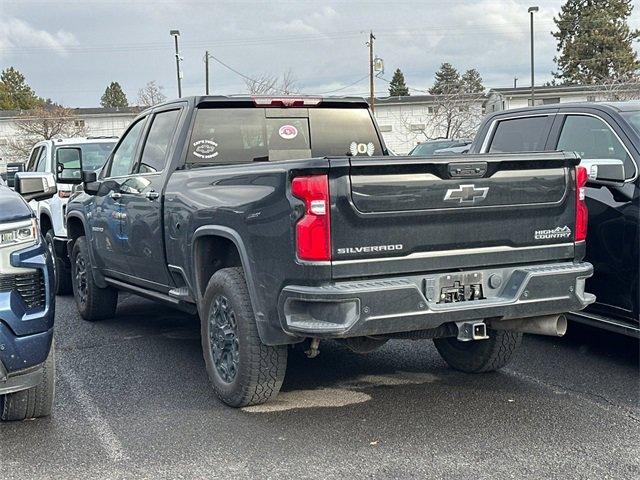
[193, 139, 218, 159]
[349, 142, 375, 156]
[278, 125, 298, 140]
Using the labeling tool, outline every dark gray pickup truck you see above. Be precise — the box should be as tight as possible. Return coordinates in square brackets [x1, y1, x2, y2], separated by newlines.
[51, 96, 594, 407]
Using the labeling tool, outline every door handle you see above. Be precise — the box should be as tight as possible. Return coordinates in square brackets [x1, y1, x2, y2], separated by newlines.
[145, 191, 160, 200]
[109, 192, 122, 200]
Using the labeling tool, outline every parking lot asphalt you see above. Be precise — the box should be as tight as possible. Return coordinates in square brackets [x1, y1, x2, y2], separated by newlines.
[1, 293, 638, 480]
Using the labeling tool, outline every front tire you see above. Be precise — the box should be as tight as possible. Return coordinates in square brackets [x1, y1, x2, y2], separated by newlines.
[45, 230, 72, 295]
[201, 267, 287, 407]
[71, 236, 118, 321]
[1, 340, 55, 421]
[434, 328, 522, 373]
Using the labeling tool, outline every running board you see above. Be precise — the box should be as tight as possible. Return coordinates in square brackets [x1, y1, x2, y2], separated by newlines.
[568, 311, 639, 338]
[103, 277, 197, 314]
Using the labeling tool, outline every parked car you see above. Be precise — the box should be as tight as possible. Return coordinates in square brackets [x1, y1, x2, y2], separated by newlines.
[0, 172, 57, 420]
[434, 144, 472, 155]
[469, 101, 639, 338]
[408, 138, 472, 156]
[24, 137, 118, 294]
[64, 95, 596, 408]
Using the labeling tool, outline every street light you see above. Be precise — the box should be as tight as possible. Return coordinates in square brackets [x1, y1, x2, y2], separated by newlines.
[170, 29, 182, 98]
[528, 6, 539, 106]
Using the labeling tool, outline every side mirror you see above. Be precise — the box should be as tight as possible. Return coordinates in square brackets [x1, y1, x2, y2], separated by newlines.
[56, 147, 83, 184]
[81, 170, 101, 195]
[14, 172, 57, 201]
[580, 159, 626, 185]
[5, 162, 25, 189]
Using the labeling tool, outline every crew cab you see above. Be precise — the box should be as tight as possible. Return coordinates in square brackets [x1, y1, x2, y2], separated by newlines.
[469, 102, 639, 337]
[1, 173, 56, 420]
[63, 96, 595, 407]
[24, 137, 117, 294]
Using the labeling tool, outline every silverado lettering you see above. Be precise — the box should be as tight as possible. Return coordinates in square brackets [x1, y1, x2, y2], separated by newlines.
[337, 244, 403, 255]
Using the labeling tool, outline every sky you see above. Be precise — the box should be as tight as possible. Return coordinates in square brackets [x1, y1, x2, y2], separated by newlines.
[1, 0, 639, 107]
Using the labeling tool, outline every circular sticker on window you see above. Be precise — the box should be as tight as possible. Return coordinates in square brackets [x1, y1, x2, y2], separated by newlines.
[278, 125, 298, 140]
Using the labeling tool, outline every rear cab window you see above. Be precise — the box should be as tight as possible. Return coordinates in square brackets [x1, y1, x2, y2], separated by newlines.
[187, 106, 383, 164]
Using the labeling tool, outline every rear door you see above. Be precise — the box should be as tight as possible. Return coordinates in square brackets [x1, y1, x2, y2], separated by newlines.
[549, 111, 639, 320]
[118, 107, 183, 289]
[330, 152, 578, 279]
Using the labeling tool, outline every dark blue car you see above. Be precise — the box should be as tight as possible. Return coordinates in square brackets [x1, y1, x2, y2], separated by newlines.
[0, 173, 56, 420]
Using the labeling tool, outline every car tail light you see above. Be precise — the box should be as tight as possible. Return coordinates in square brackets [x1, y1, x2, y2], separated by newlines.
[253, 97, 322, 107]
[575, 166, 588, 242]
[291, 175, 331, 261]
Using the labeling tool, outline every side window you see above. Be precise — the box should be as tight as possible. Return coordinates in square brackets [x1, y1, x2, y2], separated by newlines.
[557, 115, 635, 180]
[108, 119, 146, 177]
[488, 116, 551, 153]
[35, 146, 49, 172]
[137, 109, 181, 174]
[26, 147, 42, 171]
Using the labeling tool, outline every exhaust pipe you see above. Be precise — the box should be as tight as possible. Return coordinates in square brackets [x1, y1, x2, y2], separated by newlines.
[490, 314, 568, 337]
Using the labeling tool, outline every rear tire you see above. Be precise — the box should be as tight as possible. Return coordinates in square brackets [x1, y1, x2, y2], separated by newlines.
[201, 267, 287, 407]
[434, 328, 522, 373]
[1, 340, 55, 421]
[45, 230, 72, 295]
[71, 236, 118, 321]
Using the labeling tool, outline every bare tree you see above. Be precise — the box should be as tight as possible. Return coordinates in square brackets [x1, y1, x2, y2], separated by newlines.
[598, 78, 640, 101]
[137, 81, 167, 107]
[6, 106, 87, 159]
[394, 93, 485, 147]
[244, 69, 299, 95]
[428, 92, 485, 139]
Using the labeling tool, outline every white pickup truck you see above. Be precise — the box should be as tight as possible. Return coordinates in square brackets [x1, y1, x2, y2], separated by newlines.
[24, 137, 117, 293]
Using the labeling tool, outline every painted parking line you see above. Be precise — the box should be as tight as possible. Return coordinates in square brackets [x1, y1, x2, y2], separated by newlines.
[58, 359, 127, 463]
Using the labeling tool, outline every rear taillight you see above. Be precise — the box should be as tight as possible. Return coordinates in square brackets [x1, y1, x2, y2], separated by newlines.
[575, 166, 588, 242]
[291, 175, 331, 261]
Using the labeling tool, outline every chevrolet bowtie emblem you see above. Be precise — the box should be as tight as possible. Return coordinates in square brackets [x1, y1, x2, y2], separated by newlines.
[444, 184, 489, 204]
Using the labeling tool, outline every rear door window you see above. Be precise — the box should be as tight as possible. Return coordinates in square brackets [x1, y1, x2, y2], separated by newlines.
[488, 116, 552, 153]
[137, 109, 182, 173]
[557, 114, 636, 180]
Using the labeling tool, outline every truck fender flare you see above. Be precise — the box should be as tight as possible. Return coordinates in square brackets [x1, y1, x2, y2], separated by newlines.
[65, 212, 107, 288]
[191, 226, 266, 337]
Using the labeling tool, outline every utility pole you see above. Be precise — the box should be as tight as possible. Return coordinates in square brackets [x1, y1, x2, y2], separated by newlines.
[205, 51, 211, 95]
[368, 31, 375, 112]
[514, 76, 518, 88]
[528, 7, 539, 105]
[170, 30, 182, 98]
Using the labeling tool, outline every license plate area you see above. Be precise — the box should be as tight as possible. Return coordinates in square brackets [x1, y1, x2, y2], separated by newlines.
[434, 272, 485, 304]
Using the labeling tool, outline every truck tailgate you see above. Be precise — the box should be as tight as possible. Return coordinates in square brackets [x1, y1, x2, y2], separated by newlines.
[329, 152, 580, 279]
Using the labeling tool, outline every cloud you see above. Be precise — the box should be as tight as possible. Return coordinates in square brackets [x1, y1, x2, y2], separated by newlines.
[0, 17, 78, 58]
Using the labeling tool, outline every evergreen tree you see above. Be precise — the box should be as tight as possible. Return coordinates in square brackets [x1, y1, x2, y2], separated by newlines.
[100, 82, 129, 108]
[553, 0, 640, 84]
[0, 67, 41, 110]
[461, 68, 485, 93]
[429, 63, 461, 95]
[388, 68, 410, 96]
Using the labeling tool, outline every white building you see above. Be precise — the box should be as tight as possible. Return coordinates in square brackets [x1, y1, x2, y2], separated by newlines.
[485, 83, 640, 112]
[372, 95, 486, 155]
[0, 107, 139, 169]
